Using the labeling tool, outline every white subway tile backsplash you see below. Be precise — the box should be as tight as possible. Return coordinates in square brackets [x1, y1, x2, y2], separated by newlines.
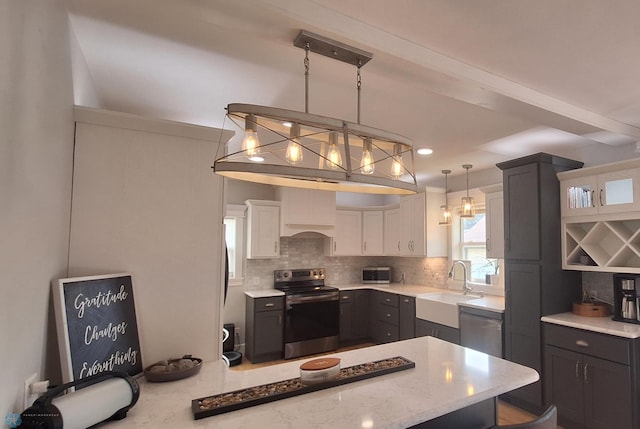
[244, 237, 448, 290]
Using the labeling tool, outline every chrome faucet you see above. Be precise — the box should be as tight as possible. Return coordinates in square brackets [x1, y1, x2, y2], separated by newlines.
[448, 260, 471, 295]
[448, 261, 483, 297]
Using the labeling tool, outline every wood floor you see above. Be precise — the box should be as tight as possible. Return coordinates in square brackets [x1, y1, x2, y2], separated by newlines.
[230, 344, 563, 428]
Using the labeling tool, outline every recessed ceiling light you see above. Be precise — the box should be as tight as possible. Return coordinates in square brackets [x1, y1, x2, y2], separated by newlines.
[416, 148, 433, 156]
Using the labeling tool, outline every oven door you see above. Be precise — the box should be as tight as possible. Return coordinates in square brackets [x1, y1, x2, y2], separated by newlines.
[284, 292, 339, 344]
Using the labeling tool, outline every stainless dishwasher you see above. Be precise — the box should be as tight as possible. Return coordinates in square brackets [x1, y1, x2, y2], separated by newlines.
[459, 306, 503, 358]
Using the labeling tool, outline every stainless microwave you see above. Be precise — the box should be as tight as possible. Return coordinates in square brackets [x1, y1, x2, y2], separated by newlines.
[362, 267, 391, 284]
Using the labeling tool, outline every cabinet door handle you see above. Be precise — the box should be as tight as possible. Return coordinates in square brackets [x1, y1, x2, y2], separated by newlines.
[274, 242, 278, 253]
[278, 315, 282, 325]
[342, 295, 349, 300]
[591, 190, 596, 207]
[575, 361, 580, 381]
[364, 241, 367, 252]
[486, 237, 490, 252]
[386, 313, 391, 318]
[599, 189, 603, 206]
[265, 303, 275, 308]
[397, 241, 401, 252]
[584, 363, 589, 383]
[404, 298, 409, 303]
[576, 339, 589, 348]
[334, 241, 337, 251]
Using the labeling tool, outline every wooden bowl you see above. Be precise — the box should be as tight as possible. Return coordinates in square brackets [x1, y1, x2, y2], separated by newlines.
[572, 302, 610, 317]
[144, 355, 202, 382]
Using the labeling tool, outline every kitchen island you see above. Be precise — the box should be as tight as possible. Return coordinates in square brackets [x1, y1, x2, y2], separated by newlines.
[102, 336, 538, 428]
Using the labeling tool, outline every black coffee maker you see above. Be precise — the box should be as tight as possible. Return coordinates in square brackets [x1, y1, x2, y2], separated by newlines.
[613, 274, 640, 324]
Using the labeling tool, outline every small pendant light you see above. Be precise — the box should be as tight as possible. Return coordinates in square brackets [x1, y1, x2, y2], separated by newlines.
[326, 131, 343, 170]
[391, 143, 404, 179]
[286, 123, 303, 165]
[242, 114, 260, 159]
[439, 169, 452, 225]
[460, 164, 476, 218]
[360, 137, 375, 175]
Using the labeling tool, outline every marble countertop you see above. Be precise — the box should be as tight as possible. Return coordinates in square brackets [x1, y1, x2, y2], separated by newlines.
[457, 296, 505, 313]
[542, 312, 640, 339]
[336, 283, 442, 296]
[103, 337, 538, 429]
[244, 289, 284, 298]
[342, 284, 506, 313]
[245, 284, 505, 313]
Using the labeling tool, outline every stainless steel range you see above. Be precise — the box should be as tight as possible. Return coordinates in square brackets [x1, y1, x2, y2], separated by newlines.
[274, 268, 339, 359]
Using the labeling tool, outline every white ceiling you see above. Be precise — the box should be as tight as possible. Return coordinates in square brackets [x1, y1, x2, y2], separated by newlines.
[66, 0, 640, 186]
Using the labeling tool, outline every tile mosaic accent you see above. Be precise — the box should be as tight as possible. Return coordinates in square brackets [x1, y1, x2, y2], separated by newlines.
[582, 272, 615, 306]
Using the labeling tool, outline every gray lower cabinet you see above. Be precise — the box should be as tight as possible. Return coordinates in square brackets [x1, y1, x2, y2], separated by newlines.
[339, 290, 370, 344]
[372, 291, 400, 343]
[342, 289, 415, 345]
[415, 319, 460, 344]
[245, 296, 284, 363]
[544, 323, 639, 429]
[399, 295, 416, 340]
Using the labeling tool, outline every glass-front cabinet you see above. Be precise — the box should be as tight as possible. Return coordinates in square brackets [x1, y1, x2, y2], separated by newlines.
[559, 159, 640, 273]
[561, 169, 640, 217]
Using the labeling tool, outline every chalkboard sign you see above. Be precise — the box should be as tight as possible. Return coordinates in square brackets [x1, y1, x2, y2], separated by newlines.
[53, 273, 143, 385]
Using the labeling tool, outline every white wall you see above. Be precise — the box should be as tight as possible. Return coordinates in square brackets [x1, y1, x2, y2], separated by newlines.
[0, 0, 75, 416]
[69, 110, 230, 365]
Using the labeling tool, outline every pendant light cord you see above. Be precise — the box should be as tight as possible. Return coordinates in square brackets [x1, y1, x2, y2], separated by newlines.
[356, 60, 362, 124]
[463, 164, 472, 197]
[304, 43, 310, 114]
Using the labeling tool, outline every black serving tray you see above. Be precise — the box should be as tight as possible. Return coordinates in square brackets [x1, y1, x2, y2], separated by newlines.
[192, 356, 415, 420]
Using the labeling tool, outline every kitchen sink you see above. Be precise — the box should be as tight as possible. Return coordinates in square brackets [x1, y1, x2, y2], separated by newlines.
[416, 292, 483, 329]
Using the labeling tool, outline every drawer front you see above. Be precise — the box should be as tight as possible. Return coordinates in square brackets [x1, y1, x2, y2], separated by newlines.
[254, 297, 284, 312]
[375, 291, 399, 307]
[374, 320, 399, 343]
[373, 303, 399, 325]
[544, 323, 630, 365]
[340, 291, 354, 303]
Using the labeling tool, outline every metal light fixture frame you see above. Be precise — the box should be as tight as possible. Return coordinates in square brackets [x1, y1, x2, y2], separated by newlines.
[213, 30, 418, 195]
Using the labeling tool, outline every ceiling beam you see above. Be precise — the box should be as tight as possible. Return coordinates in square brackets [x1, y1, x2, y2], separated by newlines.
[256, 0, 640, 141]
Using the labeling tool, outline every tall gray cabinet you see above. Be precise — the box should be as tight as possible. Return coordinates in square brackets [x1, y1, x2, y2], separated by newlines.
[496, 153, 583, 414]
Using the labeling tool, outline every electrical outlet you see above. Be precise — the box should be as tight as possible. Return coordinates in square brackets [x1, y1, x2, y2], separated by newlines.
[23, 372, 38, 410]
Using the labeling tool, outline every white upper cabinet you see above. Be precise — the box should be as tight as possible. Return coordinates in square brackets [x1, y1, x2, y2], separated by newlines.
[326, 210, 362, 256]
[384, 207, 402, 256]
[485, 191, 504, 259]
[400, 193, 425, 255]
[399, 191, 447, 257]
[246, 200, 280, 259]
[561, 169, 640, 217]
[362, 210, 384, 255]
